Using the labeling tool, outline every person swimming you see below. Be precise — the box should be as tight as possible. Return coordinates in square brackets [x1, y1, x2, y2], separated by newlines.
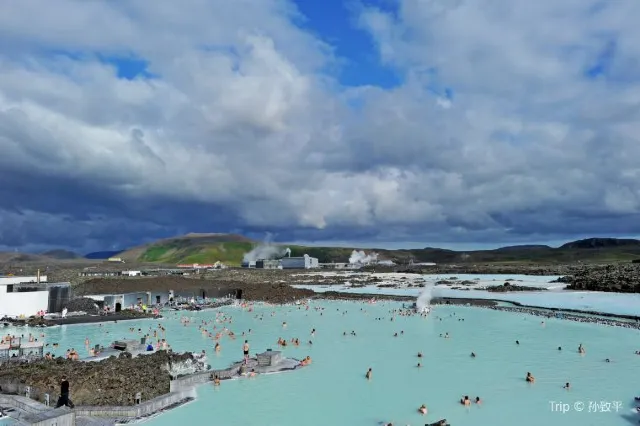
[475, 396, 481, 404]
[578, 344, 585, 354]
[461, 395, 470, 406]
[563, 382, 570, 389]
[526, 372, 535, 383]
[470, 352, 476, 358]
[366, 368, 372, 379]
[418, 404, 427, 414]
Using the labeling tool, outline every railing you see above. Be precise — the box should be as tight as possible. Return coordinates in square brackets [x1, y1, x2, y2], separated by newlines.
[73, 389, 195, 418]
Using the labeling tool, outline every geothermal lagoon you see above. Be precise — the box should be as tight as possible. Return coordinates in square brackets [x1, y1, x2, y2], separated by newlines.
[9, 274, 640, 426]
[295, 273, 640, 316]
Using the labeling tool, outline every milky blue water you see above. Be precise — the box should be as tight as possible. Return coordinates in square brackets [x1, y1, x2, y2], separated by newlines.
[11, 300, 639, 426]
[294, 274, 640, 316]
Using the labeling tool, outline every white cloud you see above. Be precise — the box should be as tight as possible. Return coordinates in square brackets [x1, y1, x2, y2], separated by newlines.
[1, 0, 640, 250]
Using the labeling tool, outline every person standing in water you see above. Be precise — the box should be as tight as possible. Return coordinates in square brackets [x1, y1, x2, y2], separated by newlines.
[243, 340, 250, 360]
[55, 376, 74, 408]
[366, 368, 372, 379]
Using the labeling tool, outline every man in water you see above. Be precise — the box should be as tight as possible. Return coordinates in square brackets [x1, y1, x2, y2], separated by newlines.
[55, 376, 74, 408]
[243, 340, 250, 360]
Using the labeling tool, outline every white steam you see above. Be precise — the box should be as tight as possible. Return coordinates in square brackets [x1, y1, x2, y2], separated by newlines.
[243, 235, 291, 262]
[349, 250, 378, 265]
[416, 282, 435, 313]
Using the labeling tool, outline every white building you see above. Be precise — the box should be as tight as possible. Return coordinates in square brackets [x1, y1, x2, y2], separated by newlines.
[0, 275, 47, 285]
[0, 275, 66, 318]
[281, 254, 319, 269]
[86, 291, 167, 312]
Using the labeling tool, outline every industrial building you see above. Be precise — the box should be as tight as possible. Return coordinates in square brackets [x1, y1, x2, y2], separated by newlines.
[319, 262, 360, 269]
[256, 259, 281, 269]
[0, 274, 70, 318]
[281, 254, 319, 269]
[78, 268, 199, 277]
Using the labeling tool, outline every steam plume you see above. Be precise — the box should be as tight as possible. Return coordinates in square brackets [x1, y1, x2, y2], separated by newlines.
[243, 234, 290, 262]
[416, 282, 439, 313]
[349, 250, 378, 265]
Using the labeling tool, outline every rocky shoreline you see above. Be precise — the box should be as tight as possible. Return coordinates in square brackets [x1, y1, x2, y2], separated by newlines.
[0, 351, 197, 406]
[484, 283, 549, 292]
[31, 261, 640, 294]
[562, 263, 640, 292]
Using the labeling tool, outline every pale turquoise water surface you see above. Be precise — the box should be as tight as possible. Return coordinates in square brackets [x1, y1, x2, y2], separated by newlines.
[9, 300, 640, 426]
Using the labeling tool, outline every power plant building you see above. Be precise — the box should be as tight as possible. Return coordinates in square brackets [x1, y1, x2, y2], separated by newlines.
[281, 254, 319, 269]
[255, 259, 281, 269]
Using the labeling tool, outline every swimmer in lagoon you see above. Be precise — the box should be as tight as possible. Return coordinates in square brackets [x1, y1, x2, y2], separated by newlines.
[563, 382, 570, 389]
[461, 395, 470, 406]
[418, 404, 427, 414]
[366, 368, 372, 379]
[526, 372, 535, 383]
[470, 352, 476, 358]
[475, 397, 481, 404]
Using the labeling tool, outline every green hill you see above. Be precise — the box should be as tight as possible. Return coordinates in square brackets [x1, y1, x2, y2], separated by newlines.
[119, 233, 255, 265]
[117, 235, 640, 266]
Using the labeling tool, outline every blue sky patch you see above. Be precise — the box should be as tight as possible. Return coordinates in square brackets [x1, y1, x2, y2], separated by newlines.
[292, 0, 402, 88]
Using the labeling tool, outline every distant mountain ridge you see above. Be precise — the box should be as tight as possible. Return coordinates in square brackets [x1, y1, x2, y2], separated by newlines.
[3, 236, 638, 266]
[559, 238, 640, 249]
[84, 251, 123, 260]
[113, 235, 640, 266]
[41, 249, 79, 259]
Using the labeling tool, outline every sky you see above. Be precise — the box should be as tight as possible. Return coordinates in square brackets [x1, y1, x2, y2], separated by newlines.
[1, 0, 640, 253]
